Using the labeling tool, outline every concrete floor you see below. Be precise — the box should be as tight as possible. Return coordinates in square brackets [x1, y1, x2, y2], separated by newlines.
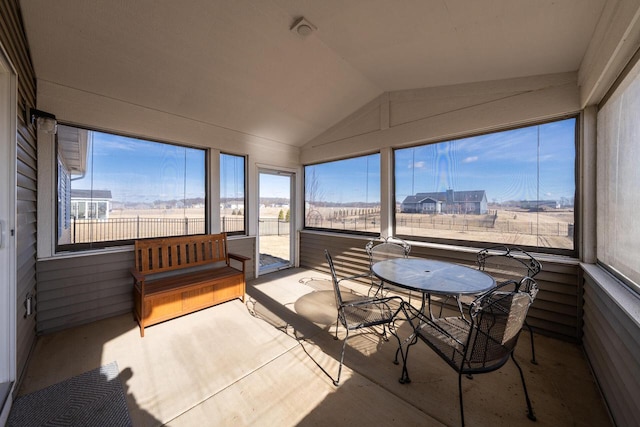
[17, 268, 612, 426]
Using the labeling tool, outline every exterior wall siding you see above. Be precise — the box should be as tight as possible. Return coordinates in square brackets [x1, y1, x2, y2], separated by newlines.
[300, 230, 582, 342]
[36, 236, 255, 334]
[36, 251, 134, 335]
[0, 0, 38, 388]
[582, 266, 640, 427]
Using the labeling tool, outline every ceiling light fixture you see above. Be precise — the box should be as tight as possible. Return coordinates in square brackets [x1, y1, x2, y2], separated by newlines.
[290, 17, 316, 37]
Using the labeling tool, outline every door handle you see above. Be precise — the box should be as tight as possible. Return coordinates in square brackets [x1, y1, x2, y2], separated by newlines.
[0, 220, 4, 248]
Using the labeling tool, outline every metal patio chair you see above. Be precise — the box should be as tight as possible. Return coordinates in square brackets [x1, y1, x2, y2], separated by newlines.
[325, 250, 405, 386]
[476, 246, 542, 364]
[365, 236, 411, 298]
[442, 245, 542, 363]
[400, 279, 539, 426]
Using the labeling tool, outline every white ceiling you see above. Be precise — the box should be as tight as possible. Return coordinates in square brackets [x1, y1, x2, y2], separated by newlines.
[19, 0, 607, 147]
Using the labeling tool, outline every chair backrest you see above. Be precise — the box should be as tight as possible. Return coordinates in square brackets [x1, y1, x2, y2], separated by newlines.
[477, 246, 541, 288]
[365, 237, 411, 268]
[465, 281, 538, 371]
[325, 250, 345, 309]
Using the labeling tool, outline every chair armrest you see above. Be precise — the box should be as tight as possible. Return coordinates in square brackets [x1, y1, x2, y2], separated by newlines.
[343, 295, 404, 316]
[495, 279, 520, 291]
[337, 272, 370, 283]
[402, 302, 469, 347]
[343, 295, 402, 307]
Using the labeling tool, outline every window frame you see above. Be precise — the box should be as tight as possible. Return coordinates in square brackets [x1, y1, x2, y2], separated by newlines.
[391, 116, 580, 257]
[54, 124, 210, 252]
[219, 152, 247, 237]
[303, 152, 382, 237]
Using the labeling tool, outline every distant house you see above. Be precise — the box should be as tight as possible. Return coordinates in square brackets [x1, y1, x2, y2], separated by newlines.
[71, 189, 112, 220]
[519, 200, 559, 210]
[401, 189, 488, 215]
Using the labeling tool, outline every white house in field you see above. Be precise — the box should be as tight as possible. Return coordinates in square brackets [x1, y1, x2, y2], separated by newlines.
[70, 189, 112, 221]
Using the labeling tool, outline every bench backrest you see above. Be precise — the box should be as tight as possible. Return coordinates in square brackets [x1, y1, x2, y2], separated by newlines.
[133, 233, 229, 275]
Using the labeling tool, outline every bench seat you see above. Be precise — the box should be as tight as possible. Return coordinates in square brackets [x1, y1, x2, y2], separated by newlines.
[131, 233, 249, 336]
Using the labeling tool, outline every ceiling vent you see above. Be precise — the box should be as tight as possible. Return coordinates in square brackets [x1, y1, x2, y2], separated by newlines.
[290, 17, 316, 37]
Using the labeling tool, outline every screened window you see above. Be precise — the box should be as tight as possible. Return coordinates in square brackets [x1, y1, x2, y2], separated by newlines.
[56, 125, 207, 250]
[304, 154, 381, 234]
[394, 118, 576, 253]
[597, 56, 640, 293]
[220, 153, 246, 235]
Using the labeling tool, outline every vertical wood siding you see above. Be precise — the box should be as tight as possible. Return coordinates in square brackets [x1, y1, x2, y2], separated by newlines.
[300, 231, 582, 342]
[0, 0, 38, 386]
[582, 272, 640, 427]
[36, 236, 255, 334]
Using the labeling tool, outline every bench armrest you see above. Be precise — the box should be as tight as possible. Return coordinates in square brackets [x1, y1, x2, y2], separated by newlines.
[130, 267, 146, 283]
[228, 252, 251, 272]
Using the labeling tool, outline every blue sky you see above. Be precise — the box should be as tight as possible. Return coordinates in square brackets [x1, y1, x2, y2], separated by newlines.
[305, 154, 381, 204]
[73, 132, 205, 203]
[220, 153, 244, 200]
[74, 117, 575, 205]
[307, 118, 576, 204]
[259, 173, 291, 199]
[395, 118, 576, 203]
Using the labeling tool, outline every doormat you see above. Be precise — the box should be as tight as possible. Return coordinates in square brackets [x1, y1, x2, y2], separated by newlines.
[7, 362, 132, 426]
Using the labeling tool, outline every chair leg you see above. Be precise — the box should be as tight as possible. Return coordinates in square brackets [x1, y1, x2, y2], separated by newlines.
[334, 328, 349, 386]
[389, 321, 404, 367]
[510, 353, 536, 421]
[399, 334, 418, 384]
[394, 346, 401, 365]
[458, 372, 466, 427]
[525, 321, 537, 364]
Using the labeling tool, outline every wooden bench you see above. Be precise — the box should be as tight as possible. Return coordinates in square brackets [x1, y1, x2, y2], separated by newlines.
[130, 233, 250, 337]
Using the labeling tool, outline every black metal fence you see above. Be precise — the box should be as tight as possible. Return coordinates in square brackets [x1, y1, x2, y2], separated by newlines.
[221, 216, 244, 234]
[304, 214, 379, 232]
[258, 218, 290, 236]
[396, 215, 572, 236]
[70, 215, 288, 243]
[71, 217, 206, 243]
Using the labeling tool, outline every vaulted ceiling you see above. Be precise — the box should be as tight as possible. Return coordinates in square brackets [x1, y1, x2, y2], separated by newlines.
[20, 0, 607, 147]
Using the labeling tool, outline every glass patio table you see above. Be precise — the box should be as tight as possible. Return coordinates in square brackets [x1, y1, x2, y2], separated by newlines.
[371, 258, 496, 318]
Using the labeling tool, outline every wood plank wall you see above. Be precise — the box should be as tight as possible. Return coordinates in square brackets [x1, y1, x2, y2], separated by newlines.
[36, 236, 255, 334]
[0, 0, 38, 387]
[300, 230, 582, 342]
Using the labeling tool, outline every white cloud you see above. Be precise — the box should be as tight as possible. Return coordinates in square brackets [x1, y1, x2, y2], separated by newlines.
[463, 156, 478, 163]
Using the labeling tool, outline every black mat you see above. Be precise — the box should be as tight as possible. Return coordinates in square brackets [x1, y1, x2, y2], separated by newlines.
[7, 362, 132, 427]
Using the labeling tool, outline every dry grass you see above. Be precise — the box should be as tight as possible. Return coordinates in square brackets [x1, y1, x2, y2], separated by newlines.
[83, 206, 573, 250]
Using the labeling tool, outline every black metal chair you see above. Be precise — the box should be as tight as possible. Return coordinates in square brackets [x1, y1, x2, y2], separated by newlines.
[400, 279, 539, 426]
[442, 246, 542, 363]
[476, 246, 542, 364]
[325, 249, 405, 386]
[364, 236, 411, 298]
